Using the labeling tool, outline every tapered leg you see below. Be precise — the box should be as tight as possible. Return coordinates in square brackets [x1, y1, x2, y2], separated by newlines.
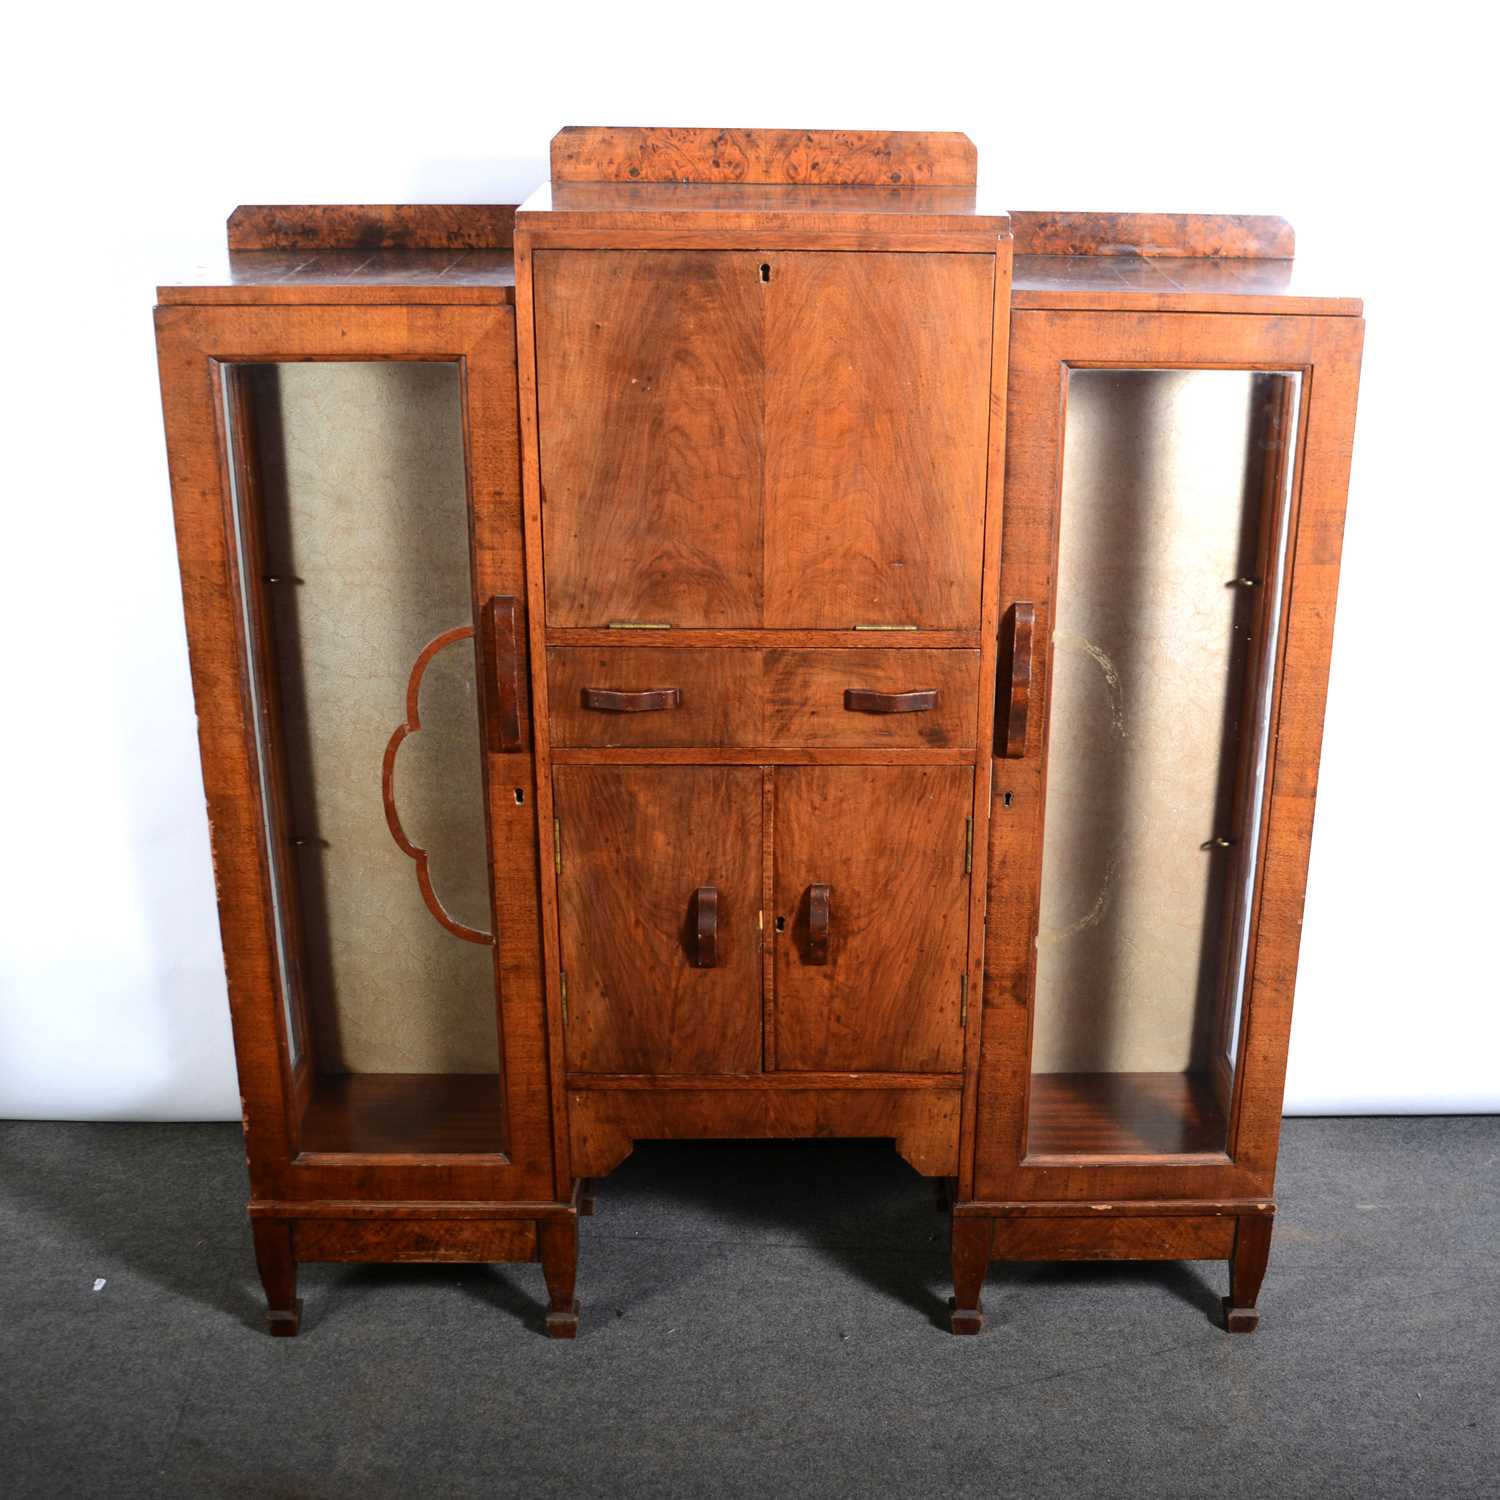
[1223, 1213, 1274, 1333]
[949, 1215, 993, 1335]
[252, 1219, 302, 1337]
[539, 1216, 580, 1339]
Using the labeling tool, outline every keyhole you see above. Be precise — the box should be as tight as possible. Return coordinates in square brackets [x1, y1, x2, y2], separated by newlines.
[1001, 791, 1014, 810]
[759, 262, 771, 283]
[775, 916, 786, 932]
[514, 788, 526, 805]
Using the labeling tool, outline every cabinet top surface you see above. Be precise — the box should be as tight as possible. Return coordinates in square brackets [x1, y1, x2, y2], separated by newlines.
[521, 179, 1010, 223]
[1012, 254, 1361, 317]
[157, 243, 1358, 316]
[514, 181, 1010, 251]
[157, 249, 517, 306]
[153, 203, 1359, 314]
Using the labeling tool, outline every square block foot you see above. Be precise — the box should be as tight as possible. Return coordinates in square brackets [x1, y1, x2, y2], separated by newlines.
[266, 1299, 303, 1337]
[1222, 1297, 1260, 1333]
[948, 1296, 983, 1336]
[545, 1301, 581, 1339]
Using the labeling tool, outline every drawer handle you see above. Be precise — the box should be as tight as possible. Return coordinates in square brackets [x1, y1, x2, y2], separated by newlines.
[691, 886, 718, 968]
[843, 688, 938, 714]
[806, 883, 831, 965]
[581, 687, 683, 713]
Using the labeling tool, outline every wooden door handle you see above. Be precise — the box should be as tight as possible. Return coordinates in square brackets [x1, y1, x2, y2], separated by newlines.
[581, 687, 683, 713]
[1000, 602, 1036, 758]
[691, 886, 718, 968]
[843, 688, 939, 714]
[806, 883, 831, 965]
[485, 595, 524, 752]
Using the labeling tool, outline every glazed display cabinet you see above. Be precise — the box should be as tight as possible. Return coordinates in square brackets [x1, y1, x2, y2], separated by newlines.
[154, 127, 1363, 1337]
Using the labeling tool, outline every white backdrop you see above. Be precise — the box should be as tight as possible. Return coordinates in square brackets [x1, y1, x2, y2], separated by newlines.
[2, 3, 1494, 1119]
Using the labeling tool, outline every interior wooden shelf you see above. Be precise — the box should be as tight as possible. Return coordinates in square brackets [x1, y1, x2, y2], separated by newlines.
[299, 1073, 507, 1156]
[1025, 1071, 1228, 1159]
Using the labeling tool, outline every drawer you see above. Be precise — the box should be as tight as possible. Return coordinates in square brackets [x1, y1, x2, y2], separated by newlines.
[548, 649, 758, 747]
[547, 648, 979, 749]
[763, 650, 978, 748]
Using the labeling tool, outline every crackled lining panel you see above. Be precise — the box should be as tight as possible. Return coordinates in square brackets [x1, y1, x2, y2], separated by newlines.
[1031, 369, 1290, 1080]
[242, 362, 498, 1074]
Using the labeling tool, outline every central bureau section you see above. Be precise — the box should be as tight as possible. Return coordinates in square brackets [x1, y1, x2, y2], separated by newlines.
[528, 237, 1002, 1176]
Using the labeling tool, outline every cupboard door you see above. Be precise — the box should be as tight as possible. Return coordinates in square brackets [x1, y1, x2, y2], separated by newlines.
[1023, 364, 1302, 1160]
[773, 766, 971, 1072]
[535, 250, 764, 627]
[555, 766, 763, 1073]
[977, 309, 1364, 1203]
[155, 303, 556, 1197]
[763, 252, 993, 628]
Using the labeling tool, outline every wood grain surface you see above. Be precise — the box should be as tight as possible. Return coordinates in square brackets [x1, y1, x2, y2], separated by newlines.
[1010, 253, 1359, 317]
[228, 205, 519, 252]
[554, 766, 763, 1073]
[158, 250, 516, 306]
[567, 1084, 962, 1177]
[767, 650, 975, 746]
[774, 766, 972, 1071]
[763, 253, 992, 628]
[1010, 212, 1292, 259]
[296, 1074, 505, 1156]
[550, 127, 978, 186]
[992, 1214, 1236, 1261]
[535, 250, 764, 627]
[547, 647, 759, 747]
[535, 249, 992, 628]
[548, 647, 978, 748]
[293, 1217, 537, 1262]
[1024, 1071, 1228, 1159]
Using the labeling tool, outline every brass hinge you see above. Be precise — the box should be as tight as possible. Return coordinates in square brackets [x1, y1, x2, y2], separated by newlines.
[560, 971, 569, 1025]
[553, 817, 562, 875]
[964, 816, 974, 874]
[852, 623, 918, 632]
[960, 972, 969, 1029]
[607, 620, 672, 630]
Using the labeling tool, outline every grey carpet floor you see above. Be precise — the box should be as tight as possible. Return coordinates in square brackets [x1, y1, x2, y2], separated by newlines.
[1, 1118, 1497, 1499]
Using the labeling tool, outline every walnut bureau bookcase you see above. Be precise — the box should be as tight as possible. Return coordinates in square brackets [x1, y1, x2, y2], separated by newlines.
[153, 127, 1363, 1338]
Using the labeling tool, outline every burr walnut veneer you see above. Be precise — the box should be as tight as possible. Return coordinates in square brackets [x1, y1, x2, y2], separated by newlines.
[154, 127, 1363, 1338]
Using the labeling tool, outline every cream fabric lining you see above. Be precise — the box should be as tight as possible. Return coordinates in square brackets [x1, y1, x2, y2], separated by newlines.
[249, 362, 499, 1075]
[1032, 369, 1276, 1079]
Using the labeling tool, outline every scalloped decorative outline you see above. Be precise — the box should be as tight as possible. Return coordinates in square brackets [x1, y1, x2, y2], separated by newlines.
[381, 624, 493, 946]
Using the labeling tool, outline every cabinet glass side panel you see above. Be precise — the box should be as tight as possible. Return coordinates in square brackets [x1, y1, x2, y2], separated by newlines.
[224, 361, 505, 1155]
[1027, 368, 1301, 1160]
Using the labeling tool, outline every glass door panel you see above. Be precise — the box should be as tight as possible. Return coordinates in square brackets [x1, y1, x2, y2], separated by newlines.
[225, 361, 504, 1154]
[1027, 368, 1301, 1159]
